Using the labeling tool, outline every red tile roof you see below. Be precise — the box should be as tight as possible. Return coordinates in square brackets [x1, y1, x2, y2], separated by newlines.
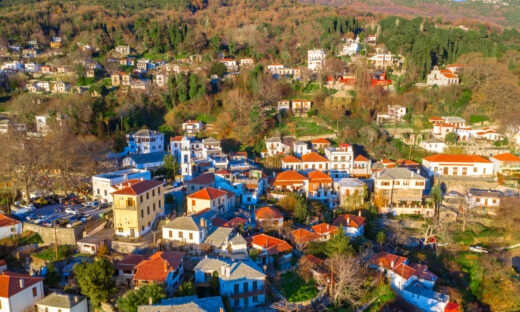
[133, 251, 185, 282]
[332, 214, 365, 228]
[311, 138, 331, 144]
[311, 223, 338, 235]
[354, 155, 369, 162]
[0, 214, 20, 228]
[185, 173, 215, 185]
[170, 136, 184, 141]
[255, 207, 283, 220]
[0, 271, 43, 298]
[308, 171, 333, 183]
[444, 302, 461, 312]
[301, 152, 328, 163]
[369, 252, 408, 271]
[273, 171, 308, 186]
[491, 153, 520, 162]
[392, 263, 417, 279]
[423, 154, 492, 163]
[111, 180, 162, 196]
[116, 254, 148, 270]
[291, 228, 321, 245]
[215, 169, 231, 175]
[282, 155, 302, 163]
[187, 187, 229, 200]
[223, 217, 248, 228]
[211, 217, 228, 227]
[111, 178, 145, 190]
[247, 234, 293, 255]
[304, 254, 324, 267]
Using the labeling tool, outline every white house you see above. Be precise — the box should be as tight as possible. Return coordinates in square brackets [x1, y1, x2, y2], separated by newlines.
[126, 129, 164, 154]
[422, 154, 495, 177]
[332, 213, 365, 237]
[92, 169, 151, 203]
[186, 187, 235, 215]
[162, 214, 211, 245]
[426, 66, 459, 86]
[325, 144, 354, 172]
[376, 105, 407, 123]
[473, 127, 504, 141]
[267, 64, 284, 73]
[308, 48, 326, 71]
[195, 257, 266, 309]
[338, 38, 360, 56]
[182, 120, 204, 136]
[36, 293, 88, 312]
[489, 153, 520, 176]
[265, 137, 295, 156]
[122, 152, 168, 169]
[419, 138, 447, 153]
[0, 214, 22, 240]
[219, 58, 238, 71]
[467, 189, 503, 215]
[0, 272, 44, 312]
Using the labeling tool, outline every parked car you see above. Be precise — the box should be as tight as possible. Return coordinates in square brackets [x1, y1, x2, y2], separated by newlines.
[469, 245, 488, 253]
[65, 207, 78, 214]
[84, 201, 100, 208]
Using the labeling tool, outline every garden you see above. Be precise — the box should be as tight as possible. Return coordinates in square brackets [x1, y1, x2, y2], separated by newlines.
[277, 271, 318, 303]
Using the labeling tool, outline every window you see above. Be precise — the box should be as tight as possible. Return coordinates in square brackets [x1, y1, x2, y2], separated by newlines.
[253, 295, 259, 303]
[159, 200, 161, 208]
[141, 210, 144, 218]
[141, 226, 144, 232]
[234, 299, 239, 307]
[192, 200, 196, 206]
[152, 190, 155, 196]
[234, 284, 239, 295]
[32, 287, 37, 297]
[146, 193, 149, 200]
[97, 189, 100, 195]
[473, 167, 478, 173]
[147, 207, 150, 215]
[158, 187, 161, 195]
[153, 203, 156, 211]
[140, 195, 143, 203]
[189, 232, 193, 240]
[178, 231, 183, 238]
[244, 282, 248, 293]
[244, 297, 249, 308]
[253, 280, 258, 290]
[169, 230, 173, 238]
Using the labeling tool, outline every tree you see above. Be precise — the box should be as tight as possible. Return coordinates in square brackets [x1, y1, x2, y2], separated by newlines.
[117, 283, 166, 312]
[496, 197, 520, 241]
[162, 154, 179, 181]
[44, 262, 61, 288]
[430, 185, 443, 217]
[174, 281, 196, 297]
[325, 227, 353, 257]
[113, 129, 128, 153]
[249, 248, 259, 262]
[326, 253, 367, 307]
[445, 132, 458, 144]
[297, 255, 315, 283]
[209, 271, 220, 296]
[74, 258, 116, 307]
[293, 197, 308, 224]
[376, 231, 387, 246]
[209, 62, 227, 77]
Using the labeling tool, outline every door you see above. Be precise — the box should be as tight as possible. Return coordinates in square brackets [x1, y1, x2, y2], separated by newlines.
[130, 228, 135, 237]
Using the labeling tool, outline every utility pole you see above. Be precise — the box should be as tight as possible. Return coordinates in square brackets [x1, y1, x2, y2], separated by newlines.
[54, 221, 58, 260]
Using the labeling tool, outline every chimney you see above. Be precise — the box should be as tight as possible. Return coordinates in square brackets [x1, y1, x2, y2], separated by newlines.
[74, 296, 79, 303]
[391, 260, 395, 268]
[148, 296, 153, 305]
[141, 177, 144, 181]
[225, 267, 230, 278]
[19, 278, 24, 288]
[346, 216, 350, 225]
[358, 210, 361, 217]
[118, 184, 123, 190]
[221, 266, 225, 276]
[200, 218, 205, 228]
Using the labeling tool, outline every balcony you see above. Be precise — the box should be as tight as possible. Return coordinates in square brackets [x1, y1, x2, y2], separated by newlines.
[229, 286, 265, 300]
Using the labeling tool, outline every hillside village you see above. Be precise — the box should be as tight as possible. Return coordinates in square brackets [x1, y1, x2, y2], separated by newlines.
[1, 1, 520, 312]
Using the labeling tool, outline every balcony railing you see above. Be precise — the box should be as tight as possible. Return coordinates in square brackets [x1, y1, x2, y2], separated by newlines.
[229, 286, 265, 300]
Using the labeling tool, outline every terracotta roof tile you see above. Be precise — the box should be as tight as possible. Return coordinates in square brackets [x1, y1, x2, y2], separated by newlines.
[185, 173, 215, 185]
[281, 155, 302, 163]
[133, 251, 185, 282]
[187, 187, 229, 200]
[332, 214, 365, 228]
[0, 214, 20, 228]
[423, 154, 491, 163]
[223, 217, 248, 228]
[491, 153, 520, 162]
[311, 223, 338, 235]
[0, 272, 43, 298]
[311, 138, 331, 144]
[354, 155, 369, 162]
[301, 152, 329, 162]
[308, 171, 333, 183]
[247, 234, 293, 255]
[369, 251, 408, 271]
[273, 171, 308, 186]
[291, 228, 322, 245]
[111, 180, 162, 196]
[255, 207, 283, 220]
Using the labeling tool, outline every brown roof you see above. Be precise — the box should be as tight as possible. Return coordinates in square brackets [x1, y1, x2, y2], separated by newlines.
[291, 228, 321, 245]
[111, 180, 162, 196]
[0, 214, 20, 228]
[0, 272, 43, 298]
[185, 173, 215, 185]
[255, 207, 283, 220]
[116, 254, 148, 270]
[332, 214, 365, 228]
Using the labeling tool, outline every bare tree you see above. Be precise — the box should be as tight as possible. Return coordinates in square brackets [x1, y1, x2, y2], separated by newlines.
[326, 253, 367, 308]
[496, 197, 520, 242]
[297, 256, 315, 283]
[460, 192, 479, 232]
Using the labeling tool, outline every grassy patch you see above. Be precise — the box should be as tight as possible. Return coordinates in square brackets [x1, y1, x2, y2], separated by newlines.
[34, 245, 74, 261]
[0, 231, 42, 247]
[278, 271, 318, 303]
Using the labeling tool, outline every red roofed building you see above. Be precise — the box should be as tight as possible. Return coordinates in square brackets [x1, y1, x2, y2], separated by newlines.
[352, 155, 372, 177]
[186, 187, 235, 215]
[133, 251, 185, 295]
[272, 170, 308, 191]
[311, 138, 331, 151]
[422, 154, 494, 177]
[281, 155, 302, 171]
[185, 173, 215, 195]
[116, 254, 149, 279]
[332, 213, 365, 237]
[490, 153, 520, 176]
[307, 171, 338, 209]
[223, 217, 248, 229]
[255, 207, 284, 227]
[0, 271, 44, 312]
[427, 65, 459, 86]
[0, 213, 21, 239]
[311, 223, 338, 241]
[246, 234, 293, 268]
[301, 152, 329, 171]
[290, 228, 321, 249]
[112, 179, 164, 238]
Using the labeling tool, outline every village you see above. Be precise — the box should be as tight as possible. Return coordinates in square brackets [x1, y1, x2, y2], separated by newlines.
[1, 13, 520, 312]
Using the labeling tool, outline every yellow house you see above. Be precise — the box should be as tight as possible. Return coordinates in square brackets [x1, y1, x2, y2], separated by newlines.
[112, 179, 164, 238]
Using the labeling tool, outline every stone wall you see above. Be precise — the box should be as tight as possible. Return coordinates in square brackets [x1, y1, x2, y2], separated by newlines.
[22, 222, 84, 246]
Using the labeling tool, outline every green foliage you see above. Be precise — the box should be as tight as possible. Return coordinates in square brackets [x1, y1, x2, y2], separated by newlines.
[44, 262, 61, 288]
[445, 132, 458, 144]
[376, 231, 387, 246]
[209, 62, 228, 77]
[174, 281, 196, 297]
[35, 245, 74, 261]
[210, 271, 220, 296]
[325, 227, 353, 257]
[306, 241, 328, 258]
[249, 248, 259, 261]
[469, 115, 490, 124]
[0, 231, 42, 247]
[293, 197, 309, 224]
[162, 154, 180, 180]
[74, 257, 116, 307]
[117, 283, 166, 312]
[278, 271, 317, 303]
[165, 193, 175, 205]
[113, 129, 128, 153]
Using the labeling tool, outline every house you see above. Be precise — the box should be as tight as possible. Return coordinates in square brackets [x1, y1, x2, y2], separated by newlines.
[352, 155, 372, 177]
[468, 189, 503, 215]
[419, 138, 447, 153]
[473, 127, 504, 141]
[373, 168, 427, 212]
[137, 296, 224, 312]
[185, 173, 215, 195]
[338, 39, 360, 56]
[311, 223, 338, 241]
[92, 169, 151, 203]
[311, 138, 331, 151]
[0, 214, 22, 240]
[303, 254, 331, 285]
[36, 293, 88, 312]
[334, 178, 365, 208]
[293, 141, 311, 157]
[112, 179, 164, 238]
[204, 227, 234, 251]
[490, 153, 520, 176]
[332, 213, 365, 237]
[115, 45, 131, 55]
[116, 254, 148, 280]
[292, 99, 312, 114]
[276, 99, 290, 111]
[162, 211, 213, 245]
[182, 120, 204, 136]
[194, 257, 266, 309]
[76, 236, 106, 255]
[308, 48, 326, 71]
[422, 154, 495, 177]
[307, 171, 338, 209]
[122, 152, 168, 169]
[265, 136, 299, 156]
[133, 251, 185, 295]
[246, 233, 293, 268]
[126, 129, 164, 154]
[186, 187, 235, 215]
[0, 272, 44, 312]
[272, 170, 308, 193]
[240, 58, 254, 67]
[325, 144, 354, 172]
[426, 66, 459, 86]
[219, 58, 238, 71]
[376, 105, 407, 123]
[291, 228, 321, 249]
[301, 152, 330, 171]
[369, 54, 396, 68]
[51, 81, 70, 94]
[255, 207, 283, 228]
[367, 35, 377, 44]
[130, 78, 151, 90]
